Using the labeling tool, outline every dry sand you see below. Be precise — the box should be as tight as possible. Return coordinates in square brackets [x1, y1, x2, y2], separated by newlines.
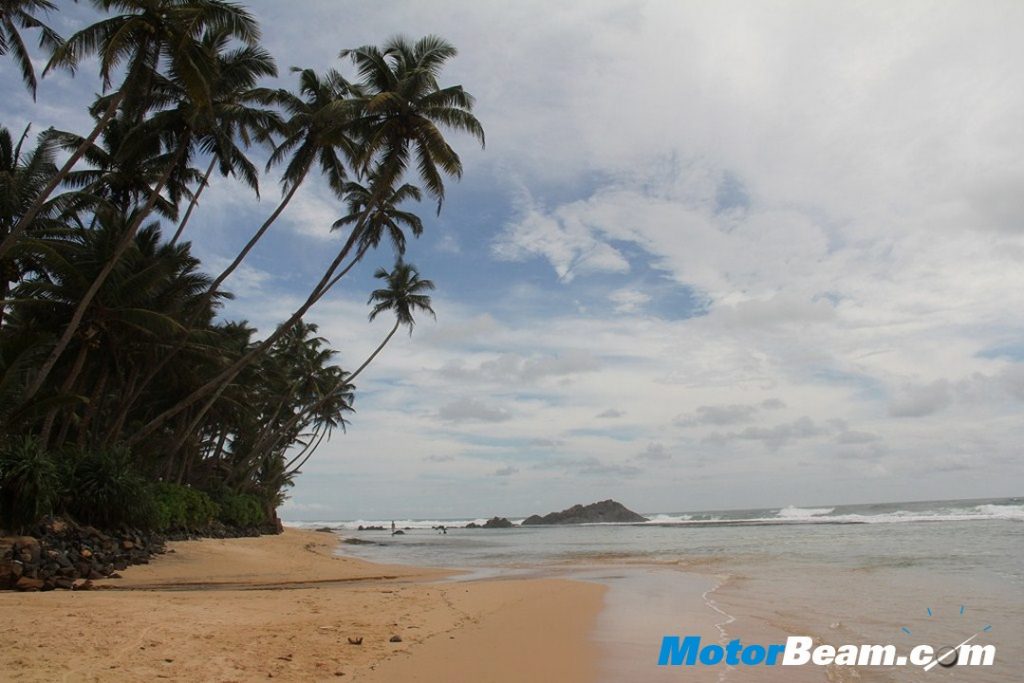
[0, 529, 606, 682]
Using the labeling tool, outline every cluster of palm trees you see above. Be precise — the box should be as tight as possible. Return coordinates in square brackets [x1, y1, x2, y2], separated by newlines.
[0, 0, 482, 530]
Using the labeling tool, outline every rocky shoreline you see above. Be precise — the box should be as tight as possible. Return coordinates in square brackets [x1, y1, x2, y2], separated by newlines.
[0, 516, 280, 591]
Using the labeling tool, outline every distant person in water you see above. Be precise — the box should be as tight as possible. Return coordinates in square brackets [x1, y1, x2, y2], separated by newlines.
[391, 520, 396, 535]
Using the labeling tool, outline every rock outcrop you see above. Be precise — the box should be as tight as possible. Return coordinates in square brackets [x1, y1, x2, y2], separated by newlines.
[1, 517, 166, 591]
[521, 499, 647, 525]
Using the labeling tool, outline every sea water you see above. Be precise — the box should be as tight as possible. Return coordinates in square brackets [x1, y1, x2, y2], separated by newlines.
[294, 497, 1023, 682]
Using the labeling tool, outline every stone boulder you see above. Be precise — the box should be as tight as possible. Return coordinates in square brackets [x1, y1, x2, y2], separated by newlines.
[521, 499, 647, 525]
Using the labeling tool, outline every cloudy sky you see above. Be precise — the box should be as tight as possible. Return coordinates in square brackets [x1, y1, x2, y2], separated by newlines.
[6, 1, 1023, 520]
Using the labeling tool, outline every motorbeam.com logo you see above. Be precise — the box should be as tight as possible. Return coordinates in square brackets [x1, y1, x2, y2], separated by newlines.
[658, 635, 996, 670]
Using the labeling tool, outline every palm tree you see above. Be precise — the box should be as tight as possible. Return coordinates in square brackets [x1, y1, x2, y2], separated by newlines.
[55, 113, 199, 221]
[0, 124, 65, 329]
[166, 28, 284, 244]
[347, 260, 434, 383]
[13, 213, 212, 446]
[131, 35, 482, 448]
[0, 0, 62, 99]
[275, 261, 434, 480]
[19, 0, 261, 398]
[21, 129, 198, 400]
[333, 178, 423, 257]
[0, 0, 260, 261]
[342, 35, 485, 213]
[205, 66, 356, 293]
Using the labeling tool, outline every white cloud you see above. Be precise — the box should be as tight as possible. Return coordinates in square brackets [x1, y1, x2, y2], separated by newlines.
[888, 381, 952, 418]
[19, 1, 1015, 517]
[437, 398, 512, 423]
[608, 287, 651, 313]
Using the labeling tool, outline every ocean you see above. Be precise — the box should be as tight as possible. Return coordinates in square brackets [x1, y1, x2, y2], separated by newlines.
[292, 497, 1023, 682]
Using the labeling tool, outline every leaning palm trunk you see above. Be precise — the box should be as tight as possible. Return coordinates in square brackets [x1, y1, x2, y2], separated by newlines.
[128, 221, 367, 447]
[99, 179, 307, 437]
[38, 343, 90, 447]
[283, 424, 328, 473]
[255, 316, 399, 469]
[283, 427, 329, 478]
[346, 319, 400, 384]
[206, 180, 302, 294]
[169, 156, 216, 245]
[22, 144, 186, 400]
[0, 92, 125, 261]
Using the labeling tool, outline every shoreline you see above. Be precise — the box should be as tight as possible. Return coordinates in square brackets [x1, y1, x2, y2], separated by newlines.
[0, 529, 607, 682]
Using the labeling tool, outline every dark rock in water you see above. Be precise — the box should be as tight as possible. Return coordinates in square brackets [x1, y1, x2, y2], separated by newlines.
[464, 522, 480, 529]
[357, 525, 385, 531]
[392, 529, 405, 535]
[521, 499, 647, 525]
[342, 538, 376, 545]
[314, 527, 335, 533]
[482, 517, 513, 529]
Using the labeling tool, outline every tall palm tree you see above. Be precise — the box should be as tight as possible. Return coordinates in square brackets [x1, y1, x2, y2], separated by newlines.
[0, 124, 65, 329]
[166, 28, 284, 245]
[276, 261, 433, 480]
[206, 66, 356, 293]
[0, 0, 62, 99]
[347, 260, 434, 383]
[19, 1, 260, 399]
[333, 178, 423, 257]
[131, 35, 482, 447]
[55, 113, 199, 221]
[342, 34, 485, 213]
[0, 0, 260, 261]
[20, 124, 200, 400]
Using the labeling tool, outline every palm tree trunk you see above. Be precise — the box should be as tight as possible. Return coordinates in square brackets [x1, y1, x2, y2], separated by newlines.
[0, 91, 125, 261]
[94, 180, 306, 426]
[129, 221, 368, 447]
[282, 422, 325, 472]
[255, 315, 398, 466]
[77, 364, 110, 447]
[206, 180, 302, 294]
[167, 377, 231, 459]
[22, 144, 186, 401]
[169, 156, 216, 245]
[347, 320, 400, 384]
[283, 427, 329, 477]
[39, 342, 90, 448]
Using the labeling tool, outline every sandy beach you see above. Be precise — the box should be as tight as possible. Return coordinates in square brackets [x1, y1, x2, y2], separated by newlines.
[0, 529, 606, 682]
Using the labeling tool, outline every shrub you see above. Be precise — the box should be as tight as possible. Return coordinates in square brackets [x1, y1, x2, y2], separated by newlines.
[66, 446, 153, 529]
[0, 436, 62, 532]
[151, 483, 218, 531]
[217, 491, 264, 528]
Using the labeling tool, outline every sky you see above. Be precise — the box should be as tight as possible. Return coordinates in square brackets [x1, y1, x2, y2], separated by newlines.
[4, 1, 1024, 520]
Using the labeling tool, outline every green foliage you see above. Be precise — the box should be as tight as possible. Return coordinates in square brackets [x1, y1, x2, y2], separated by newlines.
[216, 491, 264, 528]
[151, 482, 218, 531]
[0, 436, 61, 532]
[66, 446, 153, 529]
[0, 0, 478, 536]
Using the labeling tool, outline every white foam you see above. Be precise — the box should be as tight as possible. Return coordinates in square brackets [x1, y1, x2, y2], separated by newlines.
[973, 503, 1024, 520]
[643, 513, 693, 523]
[776, 506, 835, 518]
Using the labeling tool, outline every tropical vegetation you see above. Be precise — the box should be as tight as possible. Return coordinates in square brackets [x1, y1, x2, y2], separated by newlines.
[0, 1, 483, 534]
